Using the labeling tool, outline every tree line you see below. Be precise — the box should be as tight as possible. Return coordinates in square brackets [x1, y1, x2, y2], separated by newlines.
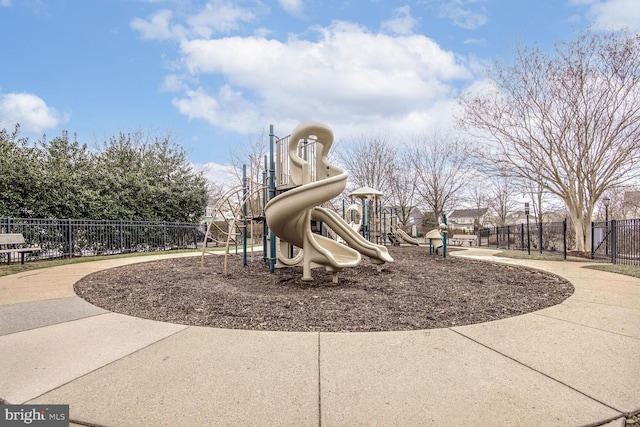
[0, 127, 208, 222]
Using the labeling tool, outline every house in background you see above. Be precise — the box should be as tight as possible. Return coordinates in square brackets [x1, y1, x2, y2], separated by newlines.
[447, 208, 488, 233]
[623, 191, 640, 218]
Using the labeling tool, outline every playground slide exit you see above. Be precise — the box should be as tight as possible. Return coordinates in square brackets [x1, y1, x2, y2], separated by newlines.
[396, 228, 420, 246]
[312, 207, 393, 265]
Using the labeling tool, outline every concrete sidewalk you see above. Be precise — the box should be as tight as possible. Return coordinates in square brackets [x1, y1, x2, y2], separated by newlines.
[0, 249, 638, 426]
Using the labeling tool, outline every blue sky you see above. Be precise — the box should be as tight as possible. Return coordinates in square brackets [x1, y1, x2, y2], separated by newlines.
[1, 0, 639, 184]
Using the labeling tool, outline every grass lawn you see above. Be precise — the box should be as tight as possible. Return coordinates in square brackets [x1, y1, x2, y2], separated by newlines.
[582, 264, 640, 279]
[495, 249, 640, 279]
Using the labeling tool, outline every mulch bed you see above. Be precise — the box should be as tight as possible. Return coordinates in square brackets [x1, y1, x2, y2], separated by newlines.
[74, 246, 574, 332]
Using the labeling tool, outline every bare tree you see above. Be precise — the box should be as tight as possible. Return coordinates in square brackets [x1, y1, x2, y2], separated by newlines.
[489, 172, 520, 227]
[411, 131, 471, 223]
[229, 128, 269, 218]
[230, 128, 268, 189]
[464, 171, 491, 211]
[335, 131, 397, 195]
[459, 30, 640, 252]
[387, 148, 419, 228]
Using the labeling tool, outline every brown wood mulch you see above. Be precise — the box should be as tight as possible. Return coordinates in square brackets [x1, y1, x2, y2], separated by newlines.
[74, 246, 573, 332]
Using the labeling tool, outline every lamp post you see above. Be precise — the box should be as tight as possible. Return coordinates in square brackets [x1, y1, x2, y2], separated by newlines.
[603, 196, 610, 255]
[525, 202, 531, 255]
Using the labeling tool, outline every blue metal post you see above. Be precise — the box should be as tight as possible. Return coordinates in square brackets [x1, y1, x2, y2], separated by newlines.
[443, 214, 448, 258]
[383, 210, 387, 246]
[361, 198, 366, 237]
[262, 155, 267, 262]
[269, 125, 276, 273]
[242, 164, 247, 266]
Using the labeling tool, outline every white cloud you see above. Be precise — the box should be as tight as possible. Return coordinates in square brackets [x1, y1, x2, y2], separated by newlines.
[587, 0, 640, 31]
[187, 1, 258, 37]
[172, 20, 471, 138]
[438, 0, 488, 30]
[130, 1, 258, 41]
[193, 161, 240, 189]
[0, 92, 69, 133]
[463, 38, 485, 45]
[172, 85, 260, 133]
[382, 5, 418, 35]
[161, 74, 190, 92]
[132, 2, 475, 149]
[130, 9, 178, 40]
[279, 0, 303, 15]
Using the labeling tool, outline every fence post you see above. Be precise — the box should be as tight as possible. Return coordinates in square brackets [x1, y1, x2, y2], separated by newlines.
[67, 218, 73, 258]
[7, 217, 11, 233]
[163, 221, 167, 250]
[496, 226, 499, 249]
[611, 219, 617, 264]
[520, 224, 524, 251]
[194, 224, 198, 249]
[539, 221, 543, 254]
[119, 220, 124, 254]
[563, 218, 567, 260]
[507, 225, 510, 250]
[591, 221, 595, 259]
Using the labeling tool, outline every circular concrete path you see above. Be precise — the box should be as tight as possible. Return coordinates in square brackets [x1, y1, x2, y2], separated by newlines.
[0, 248, 638, 426]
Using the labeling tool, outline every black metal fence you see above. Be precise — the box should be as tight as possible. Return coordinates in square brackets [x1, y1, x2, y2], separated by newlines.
[592, 219, 640, 265]
[1, 217, 204, 262]
[478, 220, 574, 259]
[479, 218, 640, 265]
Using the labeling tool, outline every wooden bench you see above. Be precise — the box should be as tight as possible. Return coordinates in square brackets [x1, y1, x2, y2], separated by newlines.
[449, 234, 477, 246]
[0, 233, 41, 264]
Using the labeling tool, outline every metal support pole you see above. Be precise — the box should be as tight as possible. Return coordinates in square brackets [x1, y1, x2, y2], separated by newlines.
[525, 202, 531, 255]
[442, 214, 448, 258]
[361, 198, 366, 238]
[68, 218, 73, 259]
[242, 164, 248, 267]
[163, 221, 167, 250]
[263, 155, 268, 262]
[563, 218, 567, 260]
[605, 205, 609, 255]
[269, 125, 276, 273]
[120, 219, 124, 254]
[539, 221, 543, 254]
[383, 210, 387, 246]
[611, 219, 617, 264]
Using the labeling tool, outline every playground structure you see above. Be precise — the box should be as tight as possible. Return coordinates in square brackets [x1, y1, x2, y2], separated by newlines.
[202, 121, 447, 280]
[265, 121, 393, 281]
[201, 165, 267, 274]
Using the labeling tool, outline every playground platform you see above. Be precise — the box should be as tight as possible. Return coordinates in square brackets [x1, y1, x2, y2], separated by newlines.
[0, 248, 638, 426]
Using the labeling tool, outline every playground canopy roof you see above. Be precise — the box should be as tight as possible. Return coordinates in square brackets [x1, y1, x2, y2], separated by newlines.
[349, 187, 384, 199]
